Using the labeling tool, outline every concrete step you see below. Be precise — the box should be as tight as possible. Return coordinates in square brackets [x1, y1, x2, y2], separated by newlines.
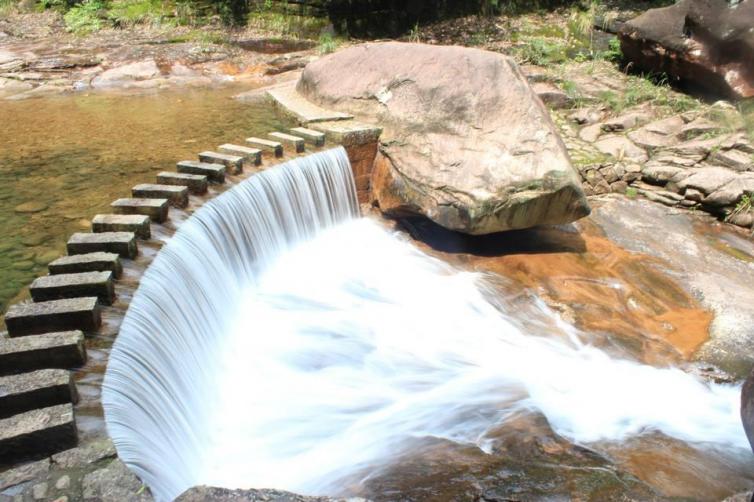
[132, 184, 189, 208]
[49, 252, 122, 278]
[290, 127, 325, 147]
[245, 137, 283, 157]
[269, 132, 305, 153]
[67, 232, 137, 259]
[198, 151, 244, 175]
[111, 198, 169, 223]
[0, 369, 78, 419]
[0, 330, 86, 376]
[30, 271, 114, 305]
[177, 160, 225, 183]
[218, 144, 262, 166]
[92, 214, 150, 239]
[0, 403, 77, 464]
[157, 171, 208, 194]
[4, 298, 101, 337]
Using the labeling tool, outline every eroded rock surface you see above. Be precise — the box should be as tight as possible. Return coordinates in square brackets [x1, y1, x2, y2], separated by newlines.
[297, 42, 590, 235]
[619, 0, 754, 99]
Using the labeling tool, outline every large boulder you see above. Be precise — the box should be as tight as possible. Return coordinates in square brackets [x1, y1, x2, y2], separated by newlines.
[619, 0, 754, 100]
[297, 42, 590, 235]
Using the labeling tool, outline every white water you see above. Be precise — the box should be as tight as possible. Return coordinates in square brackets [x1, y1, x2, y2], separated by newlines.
[103, 147, 749, 501]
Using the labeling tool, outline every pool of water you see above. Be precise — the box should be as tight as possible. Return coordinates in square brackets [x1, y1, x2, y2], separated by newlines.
[0, 85, 293, 321]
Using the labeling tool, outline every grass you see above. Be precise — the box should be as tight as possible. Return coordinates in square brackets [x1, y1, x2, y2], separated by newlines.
[726, 194, 753, 223]
[625, 186, 638, 198]
[64, 0, 106, 34]
[246, 10, 328, 39]
[317, 32, 338, 55]
[108, 0, 173, 27]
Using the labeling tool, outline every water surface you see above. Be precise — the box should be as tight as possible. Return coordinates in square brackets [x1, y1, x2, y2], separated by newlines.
[0, 85, 292, 319]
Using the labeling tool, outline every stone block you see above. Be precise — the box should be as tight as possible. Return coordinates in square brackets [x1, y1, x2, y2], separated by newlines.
[30, 271, 114, 305]
[0, 331, 86, 376]
[132, 184, 189, 208]
[310, 120, 382, 147]
[176, 161, 225, 183]
[290, 127, 326, 146]
[245, 137, 283, 157]
[67, 232, 137, 259]
[111, 198, 169, 223]
[156, 172, 208, 194]
[198, 151, 244, 175]
[49, 252, 122, 278]
[218, 144, 262, 166]
[4, 298, 101, 337]
[92, 214, 150, 239]
[268, 132, 305, 153]
[0, 404, 78, 463]
[0, 369, 78, 419]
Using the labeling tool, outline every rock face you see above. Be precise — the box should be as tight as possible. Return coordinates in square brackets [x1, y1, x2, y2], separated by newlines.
[619, 0, 754, 99]
[177, 486, 344, 501]
[742, 368, 754, 456]
[297, 42, 590, 235]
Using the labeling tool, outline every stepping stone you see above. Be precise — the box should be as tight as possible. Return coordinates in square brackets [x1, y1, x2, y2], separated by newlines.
[0, 403, 77, 464]
[4, 297, 101, 337]
[269, 132, 304, 153]
[290, 127, 325, 147]
[156, 171, 208, 194]
[218, 144, 262, 166]
[30, 271, 114, 305]
[67, 232, 136, 259]
[245, 137, 283, 157]
[0, 369, 78, 419]
[111, 198, 169, 223]
[176, 160, 225, 183]
[198, 151, 244, 175]
[0, 331, 86, 376]
[49, 252, 122, 278]
[132, 184, 189, 208]
[92, 214, 150, 239]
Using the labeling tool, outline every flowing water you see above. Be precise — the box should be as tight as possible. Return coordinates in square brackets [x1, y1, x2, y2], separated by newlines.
[0, 85, 293, 319]
[103, 148, 753, 501]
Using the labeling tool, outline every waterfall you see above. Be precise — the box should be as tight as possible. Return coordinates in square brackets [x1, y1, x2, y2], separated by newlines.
[103, 146, 749, 502]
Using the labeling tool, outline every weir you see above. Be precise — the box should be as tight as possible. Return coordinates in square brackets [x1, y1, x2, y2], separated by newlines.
[103, 147, 750, 501]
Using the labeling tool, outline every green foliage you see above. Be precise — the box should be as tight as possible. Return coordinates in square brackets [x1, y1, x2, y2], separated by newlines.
[317, 32, 338, 54]
[726, 194, 753, 222]
[64, 0, 106, 34]
[511, 37, 568, 65]
[596, 73, 697, 114]
[625, 186, 638, 198]
[108, 0, 171, 27]
[408, 22, 420, 43]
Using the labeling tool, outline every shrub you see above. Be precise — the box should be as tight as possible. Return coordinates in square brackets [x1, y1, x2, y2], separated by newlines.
[64, 0, 106, 34]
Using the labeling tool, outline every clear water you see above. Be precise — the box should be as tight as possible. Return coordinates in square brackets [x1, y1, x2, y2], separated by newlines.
[0, 85, 293, 319]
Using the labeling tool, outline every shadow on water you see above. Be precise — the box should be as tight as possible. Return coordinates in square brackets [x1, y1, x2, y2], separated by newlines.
[396, 215, 587, 257]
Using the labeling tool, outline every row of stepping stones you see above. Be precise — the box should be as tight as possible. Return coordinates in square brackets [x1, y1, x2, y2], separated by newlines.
[0, 127, 326, 467]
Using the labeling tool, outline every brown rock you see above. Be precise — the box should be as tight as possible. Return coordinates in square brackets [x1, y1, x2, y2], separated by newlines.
[619, 0, 754, 100]
[297, 42, 589, 234]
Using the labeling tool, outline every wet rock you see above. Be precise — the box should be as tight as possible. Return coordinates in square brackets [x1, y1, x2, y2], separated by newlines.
[619, 0, 754, 99]
[177, 486, 346, 501]
[91, 60, 161, 89]
[51, 437, 115, 469]
[13, 201, 48, 214]
[594, 135, 648, 163]
[81, 459, 151, 501]
[0, 458, 49, 491]
[297, 42, 589, 234]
